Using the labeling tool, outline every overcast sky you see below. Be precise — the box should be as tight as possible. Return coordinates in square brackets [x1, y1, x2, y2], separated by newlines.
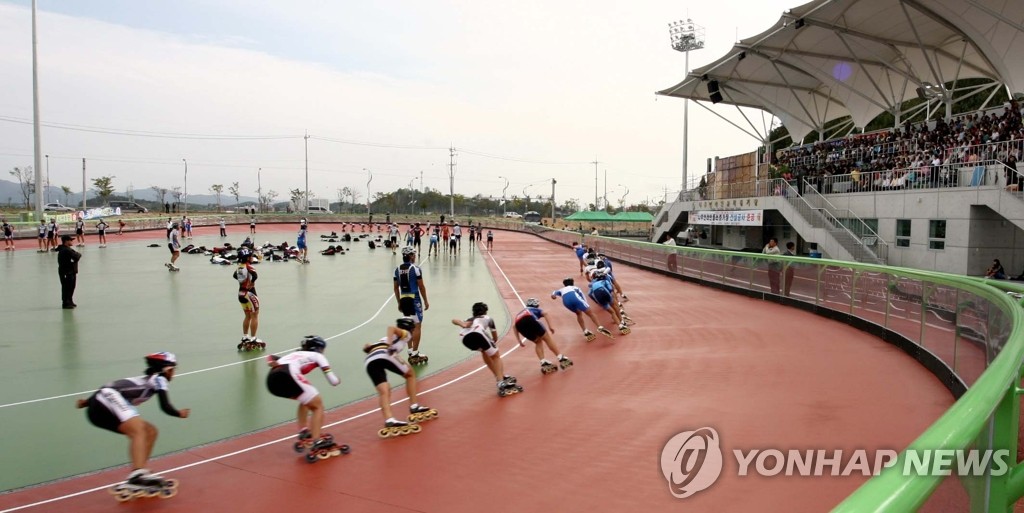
[0, 0, 793, 209]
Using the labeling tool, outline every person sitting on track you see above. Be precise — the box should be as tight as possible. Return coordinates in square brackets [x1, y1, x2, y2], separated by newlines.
[75, 352, 190, 490]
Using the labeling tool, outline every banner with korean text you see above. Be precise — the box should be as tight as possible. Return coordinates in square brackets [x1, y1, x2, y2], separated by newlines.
[688, 210, 764, 226]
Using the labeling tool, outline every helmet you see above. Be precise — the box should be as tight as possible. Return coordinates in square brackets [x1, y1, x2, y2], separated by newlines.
[596, 260, 606, 269]
[301, 335, 327, 353]
[525, 298, 540, 308]
[237, 248, 252, 261]
[171, 222, 179, 229]
[396, 317, 416, 331]
[144, 352, 177, 372]
[402, 246, 416, 256]
[472, 302, 488, 316]
[562, 277, 574, 287]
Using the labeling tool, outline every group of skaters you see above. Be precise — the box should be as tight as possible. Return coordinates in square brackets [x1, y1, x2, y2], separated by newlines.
[77, 221, 636, 493]
[2, 216, 134, 253]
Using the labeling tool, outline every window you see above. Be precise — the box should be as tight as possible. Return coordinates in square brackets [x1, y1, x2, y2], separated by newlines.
[896, 219, 911, 248]
[928, 220, 946, 250]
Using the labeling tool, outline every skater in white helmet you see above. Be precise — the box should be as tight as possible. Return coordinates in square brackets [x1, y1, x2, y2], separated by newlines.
[364, 318, 436, 437]
[266, 336, 342, 456]
[452, 302, 521, 396]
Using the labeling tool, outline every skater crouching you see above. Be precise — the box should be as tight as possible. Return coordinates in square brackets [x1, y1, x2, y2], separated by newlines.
[551, 277, 613, 341]
[452, 302, 521, 396]
[364, 318, 436, 437]
[75, 352, 190, 490]
[513, 298, 572, 374]
[266, 336, 341, 454]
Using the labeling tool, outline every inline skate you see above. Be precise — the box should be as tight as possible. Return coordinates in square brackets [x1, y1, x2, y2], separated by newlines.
[305, 435, 349, 463]
[540, 361, 558, 375]
[407, 405, 439, 423]
[558, 356, 574, 370]
[583, 329, 596, 342]
[408, 351, 429, 365]
[378, 419, 422, 438]
[497, 377, 523, 397]
[596, 326, 614, 338]
[109, 470, 178, 502]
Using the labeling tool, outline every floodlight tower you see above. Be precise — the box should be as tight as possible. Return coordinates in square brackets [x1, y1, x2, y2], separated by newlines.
[669, 18, 705, 192]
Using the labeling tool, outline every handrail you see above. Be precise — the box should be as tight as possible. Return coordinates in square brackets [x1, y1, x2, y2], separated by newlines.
[525, 224, 1024, 512]
[802, 179, 888, 264]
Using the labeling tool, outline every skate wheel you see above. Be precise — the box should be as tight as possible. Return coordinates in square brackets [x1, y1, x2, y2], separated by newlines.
[114, 490, 134, 502]
[410, 424, 422, 433]
[160, 487, 177, 499]
[340, 444, 351, 454]
[305, 452, 318, 464]
[163, 479, 179, 489]
[293, 441, 306, 453]
[378, 428, 391, 438]
[317, 449, 331, 460]
[398, 426, 411, 435]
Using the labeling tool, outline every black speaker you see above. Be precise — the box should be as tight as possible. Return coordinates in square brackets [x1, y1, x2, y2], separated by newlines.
[916, 87, 927, 100]
[707, 80, 723, 104]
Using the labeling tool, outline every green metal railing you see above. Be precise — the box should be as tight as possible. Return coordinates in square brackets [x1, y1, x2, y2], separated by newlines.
[523, 224, 1024, 512]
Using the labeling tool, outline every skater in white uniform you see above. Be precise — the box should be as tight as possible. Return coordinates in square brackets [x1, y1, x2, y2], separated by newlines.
[266, 336, 341, 455]
[364, 318, 436, 436]
[234, 248, 263, 350]
[75, 352, 190, 493]
[165, 222, 181, 271]
[451, 302, 521, 396]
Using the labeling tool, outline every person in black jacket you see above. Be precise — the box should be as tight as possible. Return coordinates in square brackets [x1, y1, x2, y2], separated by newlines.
[57, 235, 81, 308]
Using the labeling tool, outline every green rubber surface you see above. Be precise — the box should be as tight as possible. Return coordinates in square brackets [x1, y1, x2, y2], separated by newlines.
[0, 226, 508, 491]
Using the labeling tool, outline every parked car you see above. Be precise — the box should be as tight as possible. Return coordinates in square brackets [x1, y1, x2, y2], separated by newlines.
[107, 201, 148, 213]
[307, 206, 333, 214]
[43, 202, 74, 212]
[504, 211, 522, 219]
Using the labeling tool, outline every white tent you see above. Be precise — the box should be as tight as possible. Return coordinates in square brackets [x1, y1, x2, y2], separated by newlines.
[657, 0, 1024, 143]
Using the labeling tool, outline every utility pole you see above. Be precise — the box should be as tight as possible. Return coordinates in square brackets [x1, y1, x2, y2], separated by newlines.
[81, 158, 86, 210]
[257, 167, 262, 213]
[31, 0, 43, 218]
[592, 159, 599, 210]
[448, 146, 456, 217]
[550, 178, 557, 222]
[603, 169, 608, 212]
[304, 131, 309, 215]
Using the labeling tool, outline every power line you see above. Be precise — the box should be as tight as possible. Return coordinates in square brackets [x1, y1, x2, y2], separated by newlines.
[0, 115, 302, 140]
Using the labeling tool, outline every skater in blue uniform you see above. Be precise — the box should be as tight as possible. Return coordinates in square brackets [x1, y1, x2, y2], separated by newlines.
[572, 242, 587, 274]
[513, 298, 572, 374]
[75, 352, 190, 492]
[394, 246, 430, 364]
[587, 268, 628, 334]
[551, 277, 612, 341]
[364, 318, 436, 436]
[296, 220, 309, 263]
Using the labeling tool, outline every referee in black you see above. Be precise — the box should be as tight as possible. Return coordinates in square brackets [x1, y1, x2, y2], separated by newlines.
[57, 234, 81, 309]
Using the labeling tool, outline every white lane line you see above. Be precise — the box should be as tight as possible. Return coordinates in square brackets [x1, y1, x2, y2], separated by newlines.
[0, 295, 394, 410]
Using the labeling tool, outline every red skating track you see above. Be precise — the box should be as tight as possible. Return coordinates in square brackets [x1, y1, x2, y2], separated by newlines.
[0, 230, 954, 513]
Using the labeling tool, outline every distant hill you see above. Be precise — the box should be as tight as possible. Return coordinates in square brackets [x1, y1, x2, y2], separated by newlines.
[0, 179, 257, 208]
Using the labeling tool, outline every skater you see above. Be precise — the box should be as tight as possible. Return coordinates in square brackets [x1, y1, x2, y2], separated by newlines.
[441, 223, 451, 254]
[388, 223, 400, 255]
[266, 336, 341, 456]
[297, 220, 309, 263]
[118, 218, 126, 235]
[234, 248, 263, 350]
[36, 219, 46, 252]
[513, 298, 572, 374]
[572, 242, 587, 274]
[394, 246, 430, 364]
[453, 222, 462, 251]
[46, 219, 59, 252]
[486, 230, 494, 251]
[2, 219, 14, 251]
[218, 217, 227, 237]
[428, 229, 439, 257]
[184, 217, 193, 239]
[447, 231, 457, 256]
[250, 216, 256, 234]
[587, 267, 629, 334]
[451, 302, 521, 396]
[468, 225, 476, 251]
[364, 318, 435, 437]
[551, 277, 612, 341]
[165, 222, 181, 271]
[75, 352, 190, 494]
[96, 219, 109, 247]
[75, 217, 86, 247]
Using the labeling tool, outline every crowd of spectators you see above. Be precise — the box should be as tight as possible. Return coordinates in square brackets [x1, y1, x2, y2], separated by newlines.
[773, 100, 1024, 192]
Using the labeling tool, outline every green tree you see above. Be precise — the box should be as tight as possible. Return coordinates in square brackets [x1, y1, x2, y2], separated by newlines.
[93, 176, 116, 205]
[9, 166, 34, 209]
[228, 182, 240, 206]
[210, 184, 224, 212]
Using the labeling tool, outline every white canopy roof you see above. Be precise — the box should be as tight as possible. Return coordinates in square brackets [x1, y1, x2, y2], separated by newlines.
[657, 0, 1024, 143]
